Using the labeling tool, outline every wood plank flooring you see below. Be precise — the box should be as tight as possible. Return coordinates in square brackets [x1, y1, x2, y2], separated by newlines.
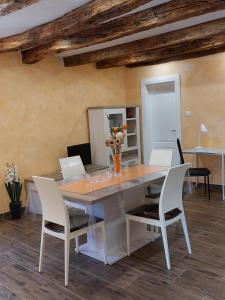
[0, 188, 225, 299]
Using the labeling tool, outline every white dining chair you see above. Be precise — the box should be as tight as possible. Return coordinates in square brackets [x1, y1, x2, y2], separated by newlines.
[59, 155, 86, 212]
[146, 149, 174, 199]
[126, 163, 192, 269]
[59, 155, 86, 180]
[149, 149, 173, 167]
[33, 176, 107, 286]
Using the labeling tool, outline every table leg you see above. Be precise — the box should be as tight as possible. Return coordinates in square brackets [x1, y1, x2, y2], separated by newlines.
[222, 155, 225, 200]
[196, 154, 199, 186]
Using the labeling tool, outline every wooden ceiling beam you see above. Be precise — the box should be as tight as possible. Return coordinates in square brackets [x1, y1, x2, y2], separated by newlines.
[126, 46, 225, 68]
[22, 0, 225, 64]
[0, 0, 39, 16]
[64, 17, 225, 67]
[0, 0, 150, 52]
[96, 33, 225, 69]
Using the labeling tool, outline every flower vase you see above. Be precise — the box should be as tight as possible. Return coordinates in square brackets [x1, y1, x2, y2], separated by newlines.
[113, 153, 122, 174]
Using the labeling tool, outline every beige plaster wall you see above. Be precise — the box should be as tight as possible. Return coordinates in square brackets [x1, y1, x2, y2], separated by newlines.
[124, 52, 225, 186]
[0, 53, 126, 213]
[1, 50, 225, 213]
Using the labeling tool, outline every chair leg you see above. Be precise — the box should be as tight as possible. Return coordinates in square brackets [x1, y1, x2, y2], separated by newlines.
[64, 238, 70, 286]
[207, 175, 210, 201]
[204, 176, 206, 194]
[75, 236, 79, 254]
[39, 229, 45, 273]
[161, 224, 171, 270]
[152, 226, 159, 234]
[126, 217, 130, 256]
[180, 213, 192, 255]
[102, 223, 107, 265]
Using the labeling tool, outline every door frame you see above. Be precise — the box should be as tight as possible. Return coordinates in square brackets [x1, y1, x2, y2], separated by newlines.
[141, 74, 181, 165]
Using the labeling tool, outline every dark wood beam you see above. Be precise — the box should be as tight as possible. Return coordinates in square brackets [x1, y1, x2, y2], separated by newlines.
[64, 17, 225, 67]
[126, 46, 225, 68]
[96, 33, 225, 69]
[22, 0, 225, 64]
[0, 0, 150, 53]
[0, 0, 39, 16]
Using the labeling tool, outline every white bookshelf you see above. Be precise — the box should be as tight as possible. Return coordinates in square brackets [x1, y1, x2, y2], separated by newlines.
[88, 106, 141, 167]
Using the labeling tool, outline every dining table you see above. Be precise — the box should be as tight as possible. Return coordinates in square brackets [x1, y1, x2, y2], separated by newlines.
[59, 165, 167, 265]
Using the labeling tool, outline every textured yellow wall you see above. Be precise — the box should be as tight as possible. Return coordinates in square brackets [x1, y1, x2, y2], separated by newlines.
[1, 51, 225, 213]
[0, 53, 126, 213]
[124, 52, 225, 186]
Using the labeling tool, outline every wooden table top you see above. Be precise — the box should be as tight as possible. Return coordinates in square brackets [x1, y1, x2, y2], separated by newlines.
[59, 165, 167, 205]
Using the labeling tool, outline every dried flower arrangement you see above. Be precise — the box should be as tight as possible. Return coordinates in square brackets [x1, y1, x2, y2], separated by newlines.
[105, 116, 128, 155]
[105, 115, 128, 173]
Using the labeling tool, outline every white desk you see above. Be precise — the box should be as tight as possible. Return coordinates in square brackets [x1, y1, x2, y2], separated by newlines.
[183, 148, 225, 200]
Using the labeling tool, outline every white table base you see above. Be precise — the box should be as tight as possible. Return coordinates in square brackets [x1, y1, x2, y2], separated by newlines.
[79, 229, 160, 265]
[74, 186, 160, 264]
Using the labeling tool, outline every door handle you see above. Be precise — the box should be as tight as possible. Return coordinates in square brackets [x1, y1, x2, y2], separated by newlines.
[171, 130, 176, 132]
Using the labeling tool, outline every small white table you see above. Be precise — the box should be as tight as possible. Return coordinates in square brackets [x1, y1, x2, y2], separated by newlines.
[183, 148, 225, 200]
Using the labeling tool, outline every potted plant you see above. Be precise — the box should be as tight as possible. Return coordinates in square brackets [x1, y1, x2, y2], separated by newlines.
[4, 163, 22, 219]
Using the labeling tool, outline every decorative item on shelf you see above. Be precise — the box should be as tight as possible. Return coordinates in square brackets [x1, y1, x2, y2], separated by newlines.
[105, 116, 128, 174]
[126, 107, 135, 119]
[4, 163, 22, 219]
[196, 122, 208, 149]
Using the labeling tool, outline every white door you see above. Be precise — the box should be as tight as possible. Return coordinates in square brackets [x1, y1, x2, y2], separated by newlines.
[141, 74, 181, 166]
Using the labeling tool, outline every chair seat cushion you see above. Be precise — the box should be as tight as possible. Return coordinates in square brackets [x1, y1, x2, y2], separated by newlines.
[127, 204, 182, 220]
[45, 208, 103, 233]
[189, 168, 210, 176]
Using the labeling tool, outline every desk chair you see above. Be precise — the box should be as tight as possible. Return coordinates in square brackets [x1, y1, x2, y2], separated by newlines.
[177, 138, 211, 200]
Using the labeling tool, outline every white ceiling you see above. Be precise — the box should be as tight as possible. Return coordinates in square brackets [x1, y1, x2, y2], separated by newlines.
[0, 0, 90, 38]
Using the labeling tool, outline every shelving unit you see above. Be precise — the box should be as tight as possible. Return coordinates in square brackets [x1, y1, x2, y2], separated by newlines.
[88, 106, 141, 167]
[127, 133, 136, 136]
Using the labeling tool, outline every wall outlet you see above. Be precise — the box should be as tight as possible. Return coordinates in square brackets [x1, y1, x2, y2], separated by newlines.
[185, 111, 191, 117]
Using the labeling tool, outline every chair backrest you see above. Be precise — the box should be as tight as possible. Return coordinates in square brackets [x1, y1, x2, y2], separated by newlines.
[33, 176, 69, 226]
[177, 138, 185, 164]
[59, 155, 86, 180]
[159, 163, 190, 216]
[149, 149, 173, 168]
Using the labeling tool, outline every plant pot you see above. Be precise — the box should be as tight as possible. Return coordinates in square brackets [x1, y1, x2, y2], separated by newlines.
[10, 202, 21, 219]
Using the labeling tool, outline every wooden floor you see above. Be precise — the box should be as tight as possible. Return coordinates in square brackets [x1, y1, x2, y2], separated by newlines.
[1, 188, 225, 299]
